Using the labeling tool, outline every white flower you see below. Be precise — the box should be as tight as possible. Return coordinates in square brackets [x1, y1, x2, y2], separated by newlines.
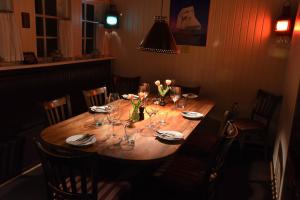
[155, 80, 160, 86]
[165, 79, 172, 86]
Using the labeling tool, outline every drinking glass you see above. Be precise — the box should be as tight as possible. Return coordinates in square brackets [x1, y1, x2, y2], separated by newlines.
[107, 106, 121, 138]
[139, 83, 150, 98]
[158, 111, 168, 125]
[120, 123, 137, 150]
[145, 105, 159, 129]
[170, 86, 181, 108]
[93, 112, 103, 127]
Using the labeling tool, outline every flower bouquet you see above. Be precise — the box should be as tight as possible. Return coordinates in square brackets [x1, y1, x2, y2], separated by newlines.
[154, 79, 172, 106]
[128, 92, 145, 122]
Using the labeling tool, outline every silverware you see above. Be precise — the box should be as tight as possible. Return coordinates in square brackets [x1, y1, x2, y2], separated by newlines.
[74, 134, 94, 142]
[182, 111, 197, 115]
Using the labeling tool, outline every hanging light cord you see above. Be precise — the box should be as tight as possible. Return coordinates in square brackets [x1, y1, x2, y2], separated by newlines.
[160, 0, 164, 16]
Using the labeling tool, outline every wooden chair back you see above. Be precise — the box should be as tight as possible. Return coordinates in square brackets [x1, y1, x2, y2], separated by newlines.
[203, 121, 238, 199]
[113, 75, 140, 95]
[0, 136, 24, 184]
[177, 85, 201, 95]
[43, 95, 72, 126]
[251, 89, 282, 126]
[82, 86, 107, 108]
[34, 138, 99, 200]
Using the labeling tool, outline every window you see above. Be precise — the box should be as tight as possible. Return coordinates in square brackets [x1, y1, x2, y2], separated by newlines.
[82, 3, 96, 55]
[35, 0, 58, 58]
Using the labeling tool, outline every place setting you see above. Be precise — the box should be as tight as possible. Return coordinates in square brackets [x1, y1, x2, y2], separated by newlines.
[65, 133, 97, 147]
[155, 130, 185, 144]
[181, 111, 204, 119]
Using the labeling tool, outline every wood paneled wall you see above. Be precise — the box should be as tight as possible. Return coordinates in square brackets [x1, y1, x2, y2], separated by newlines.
[111, 0, 291, 117]
[273, 3, 300, 199]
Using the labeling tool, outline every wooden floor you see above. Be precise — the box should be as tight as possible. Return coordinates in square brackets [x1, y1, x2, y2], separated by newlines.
[0, 117, 272, 200]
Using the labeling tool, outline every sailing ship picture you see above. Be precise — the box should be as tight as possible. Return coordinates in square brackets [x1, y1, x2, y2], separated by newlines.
[170, 0, 210, 46]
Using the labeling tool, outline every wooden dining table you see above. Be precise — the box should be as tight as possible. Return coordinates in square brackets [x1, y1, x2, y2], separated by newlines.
[41, 97, 215, 163]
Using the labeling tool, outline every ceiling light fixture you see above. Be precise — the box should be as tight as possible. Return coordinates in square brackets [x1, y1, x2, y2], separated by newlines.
[138, 0, 179, 54]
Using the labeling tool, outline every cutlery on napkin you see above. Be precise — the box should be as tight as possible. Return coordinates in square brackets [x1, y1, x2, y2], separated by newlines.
[90, 106, 108, 112]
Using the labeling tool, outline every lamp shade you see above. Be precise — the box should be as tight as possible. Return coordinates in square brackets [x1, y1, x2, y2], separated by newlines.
[138, 16, 179, 54]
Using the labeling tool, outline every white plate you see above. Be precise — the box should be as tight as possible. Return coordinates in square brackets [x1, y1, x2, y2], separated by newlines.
[156, 130, 183, 141]
[66, 134, 96, 146]
[181, 111, 204, 119]
[122, 94, 139, 100]
[182, 93, 199, 99]
[90, 106, 109, 113]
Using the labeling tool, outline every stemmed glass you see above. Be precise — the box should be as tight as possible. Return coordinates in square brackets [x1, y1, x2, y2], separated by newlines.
[145, 104, 159, 129]
[170, 86, 181, 108]
[139, 83, 150, 98]
[106, 105, 121, 142]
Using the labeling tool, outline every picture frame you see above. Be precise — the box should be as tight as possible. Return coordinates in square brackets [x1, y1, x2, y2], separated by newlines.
[21, 12, 30, 28]
[23, 52, 38, 64]
[170, 0, 211, 46]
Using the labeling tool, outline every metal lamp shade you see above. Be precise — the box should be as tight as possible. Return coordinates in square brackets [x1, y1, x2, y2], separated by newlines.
[138, 16, 179, 54]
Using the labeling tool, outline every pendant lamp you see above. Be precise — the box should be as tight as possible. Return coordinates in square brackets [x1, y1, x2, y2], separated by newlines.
[138, 0, 179, 54]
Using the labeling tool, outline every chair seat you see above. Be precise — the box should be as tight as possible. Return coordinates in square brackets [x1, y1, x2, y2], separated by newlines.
[154, 155, 208, 189]
[233, 119, 265, 132]
[62, 176, 130, 200]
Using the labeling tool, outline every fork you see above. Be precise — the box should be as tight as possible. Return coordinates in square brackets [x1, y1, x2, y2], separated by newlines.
[75, 134, 94, 142]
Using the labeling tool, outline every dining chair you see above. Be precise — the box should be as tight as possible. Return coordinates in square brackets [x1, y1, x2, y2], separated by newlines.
[153, 121, 238, 200]
[0, 135, 24, 184]
[182, 109, 233, 156]
[177, 85, 201, 95]
[113, 75, 140, 95]
[34, 138, 130, 200]
[43, 95, 72, 126]
[82, 86, 108, 108]
[232, 89, 282, 160]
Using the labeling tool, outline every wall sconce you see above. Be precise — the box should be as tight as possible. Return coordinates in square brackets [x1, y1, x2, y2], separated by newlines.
[104, 4, 120, 29]
[274, 1, 294, 44]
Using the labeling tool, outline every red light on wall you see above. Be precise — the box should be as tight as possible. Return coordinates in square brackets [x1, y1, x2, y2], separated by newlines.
[275, 20, 291, 32]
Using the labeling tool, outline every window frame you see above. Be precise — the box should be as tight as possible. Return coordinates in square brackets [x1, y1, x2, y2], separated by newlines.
[81, 2, 97, 55]
[35, 0, 59, 58]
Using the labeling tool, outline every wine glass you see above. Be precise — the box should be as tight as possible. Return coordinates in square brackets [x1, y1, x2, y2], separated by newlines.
[139, 83, 150, 98]
[170, 86, 181, 108]
[107, 105, 121, 140]
[145, 105, 159, 129]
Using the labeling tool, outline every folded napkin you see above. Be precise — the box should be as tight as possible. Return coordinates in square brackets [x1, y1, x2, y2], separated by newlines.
[90, 106, 108, 112]
[122, 94, 139, 99]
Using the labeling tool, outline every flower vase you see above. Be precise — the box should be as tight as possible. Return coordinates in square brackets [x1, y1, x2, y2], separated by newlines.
[159, 96, 166, 106]
[130, 105, 140, 122]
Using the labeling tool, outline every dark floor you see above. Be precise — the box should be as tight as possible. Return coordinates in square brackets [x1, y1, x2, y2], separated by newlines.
[0, 118, 272, 200]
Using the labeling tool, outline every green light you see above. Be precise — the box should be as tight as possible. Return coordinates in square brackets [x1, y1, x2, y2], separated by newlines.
[106, 16, 118, 26]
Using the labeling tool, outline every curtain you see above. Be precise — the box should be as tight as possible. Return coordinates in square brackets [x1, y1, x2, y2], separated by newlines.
[57, 0, 72, 57]
[58, 20, 73, 57]
[96, 25, 110, 56]
[0, 13, 23, 62]
[0, 0, 13, 12]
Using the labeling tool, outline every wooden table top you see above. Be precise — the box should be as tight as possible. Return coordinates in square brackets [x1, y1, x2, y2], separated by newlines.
[41, 98, 215, 162]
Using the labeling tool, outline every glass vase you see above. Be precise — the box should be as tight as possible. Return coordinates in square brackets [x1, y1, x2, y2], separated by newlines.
[130, 105, 140, 122]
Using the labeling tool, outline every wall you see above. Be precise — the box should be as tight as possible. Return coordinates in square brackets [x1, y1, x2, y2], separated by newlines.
[111, 0, 291, 118]
[273, 3, 300, 199]
[13, 0, 36, 53]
